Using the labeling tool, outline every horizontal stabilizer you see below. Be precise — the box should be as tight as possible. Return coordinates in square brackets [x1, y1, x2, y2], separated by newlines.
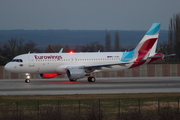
[164, 54, 176, 57]
[148, 54, 176, 59]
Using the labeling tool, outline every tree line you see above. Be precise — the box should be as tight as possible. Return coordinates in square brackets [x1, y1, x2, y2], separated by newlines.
[0, 38, 40, 65]
[0, 31, 121, 65]
[0, 13, 180, 65]
[75, 31, 121, 52]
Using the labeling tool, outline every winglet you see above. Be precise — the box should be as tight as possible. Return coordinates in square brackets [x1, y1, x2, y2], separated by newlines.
[59, 48, 63, 53]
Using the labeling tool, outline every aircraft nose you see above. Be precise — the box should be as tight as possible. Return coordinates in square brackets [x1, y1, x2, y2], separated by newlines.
[4, 63, 11, 72]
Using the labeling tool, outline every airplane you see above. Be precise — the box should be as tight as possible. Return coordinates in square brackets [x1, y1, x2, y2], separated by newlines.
[4, 23, 168, 83]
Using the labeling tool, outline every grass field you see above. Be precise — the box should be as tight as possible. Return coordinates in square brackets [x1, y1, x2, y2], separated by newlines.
[1, 93, 180, 120]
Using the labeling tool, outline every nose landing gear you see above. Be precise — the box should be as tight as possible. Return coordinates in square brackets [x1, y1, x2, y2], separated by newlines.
[25, 73, 31, 83]
[25, 79, 30, 83]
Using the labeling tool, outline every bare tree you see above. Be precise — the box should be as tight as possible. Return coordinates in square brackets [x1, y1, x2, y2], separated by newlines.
[17, 38, 25, 54]
[23, 40, 40, 53]
[114, 32, 120, 51]
[2, 38, 40, 63]
[2, 38, 18, 60]
[75, 42, 104, 52]
[168, 13, 180, 61]
[75, 45, 81, 52]
[65, 45, 70, 52]
[105, 32, 111, 52]
[0, 44, 7, 65]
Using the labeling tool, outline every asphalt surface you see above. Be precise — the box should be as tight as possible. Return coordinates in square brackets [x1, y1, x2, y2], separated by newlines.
[0, 77, 180, 95]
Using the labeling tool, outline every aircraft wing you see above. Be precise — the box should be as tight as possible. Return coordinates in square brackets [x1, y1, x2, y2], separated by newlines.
[83, 61, 133, 68]
[66, 61, 134, 71]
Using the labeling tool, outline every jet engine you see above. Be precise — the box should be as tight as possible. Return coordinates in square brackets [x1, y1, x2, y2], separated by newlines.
[39, 73, 58, 79]
[66, 69, 86, 79]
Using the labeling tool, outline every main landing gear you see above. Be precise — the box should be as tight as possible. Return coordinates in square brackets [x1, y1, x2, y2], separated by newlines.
[25, 73, 31, 83]
[88, 77, 96, 82]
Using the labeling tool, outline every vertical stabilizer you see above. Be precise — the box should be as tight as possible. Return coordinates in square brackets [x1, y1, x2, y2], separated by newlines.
[134, 23, 161, 61]
[121, 23, 161, 63]
[135, 23, 161, 53]
[127, 23, 161, 68]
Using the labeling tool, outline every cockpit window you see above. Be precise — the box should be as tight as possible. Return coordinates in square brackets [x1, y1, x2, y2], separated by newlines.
[11, 59, 23, 62]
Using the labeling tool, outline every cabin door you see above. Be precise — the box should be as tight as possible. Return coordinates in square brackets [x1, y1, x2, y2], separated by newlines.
[28, 55, 34, 67]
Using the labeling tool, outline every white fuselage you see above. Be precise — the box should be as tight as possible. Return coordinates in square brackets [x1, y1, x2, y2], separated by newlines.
[5, 52, 133, 74]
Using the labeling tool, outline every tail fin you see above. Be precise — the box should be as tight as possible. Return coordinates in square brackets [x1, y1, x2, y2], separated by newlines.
[134, 23, 161, 61]
[126, 23, 161, 68]
[120, 23, 161, 64]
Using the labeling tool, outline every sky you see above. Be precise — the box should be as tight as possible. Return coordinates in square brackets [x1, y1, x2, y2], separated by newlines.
[0, 0, 180, 30]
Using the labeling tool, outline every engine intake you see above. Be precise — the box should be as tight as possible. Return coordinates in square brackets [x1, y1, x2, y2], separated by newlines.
[66, 69, 86, 79]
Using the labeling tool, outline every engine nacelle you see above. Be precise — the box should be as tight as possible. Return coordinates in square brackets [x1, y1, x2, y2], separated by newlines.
[66, 69, 86, 79]
[39, 73, 58, 79]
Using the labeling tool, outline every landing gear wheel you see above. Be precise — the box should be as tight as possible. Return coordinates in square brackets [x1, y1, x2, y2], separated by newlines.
[88, 77, 96, 82]
[25, 79, 30, 83]
[69, 79, 77, 82]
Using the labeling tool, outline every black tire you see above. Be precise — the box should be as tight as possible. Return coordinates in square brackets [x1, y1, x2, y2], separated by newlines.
[25, 79, 30, 83]
[88, 77, 96, 82]
[88, 77, 91, 82]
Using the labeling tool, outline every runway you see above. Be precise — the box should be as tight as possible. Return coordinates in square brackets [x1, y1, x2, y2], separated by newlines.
[0, 77, 180, 95]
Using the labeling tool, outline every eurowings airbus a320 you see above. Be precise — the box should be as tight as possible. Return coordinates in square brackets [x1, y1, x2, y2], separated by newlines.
[5, 23, 170, 83]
